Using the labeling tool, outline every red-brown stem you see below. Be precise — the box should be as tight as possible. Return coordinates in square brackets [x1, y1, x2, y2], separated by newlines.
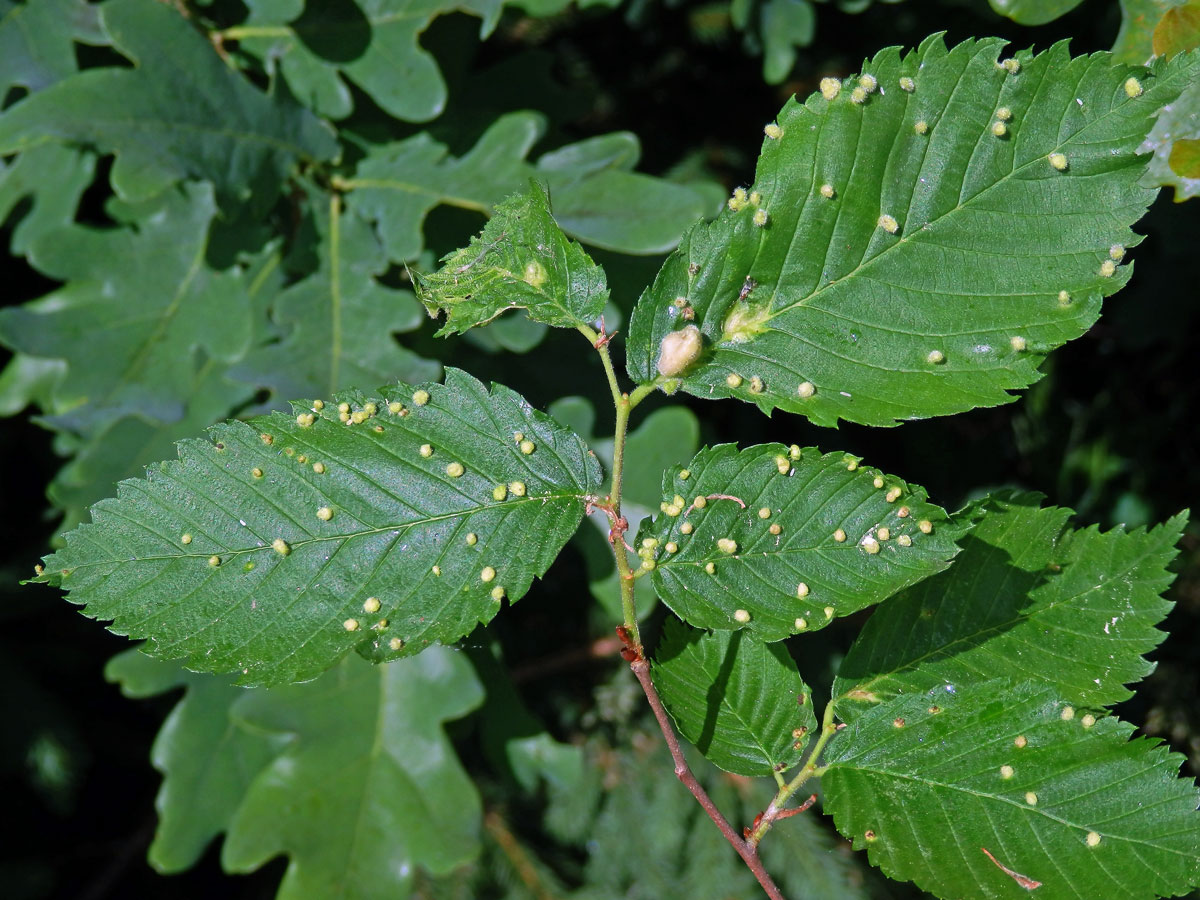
[619, 630, 787, 900]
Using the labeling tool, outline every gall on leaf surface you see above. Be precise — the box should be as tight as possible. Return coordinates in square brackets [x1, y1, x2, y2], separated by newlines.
[822, 681, 1200, 900]
[626, 36, 1200, 426]
[37, 369, 602, 686]
[833, 493, 1186, 715]
[652, 619, 816, 776]
[414, 181, 608, 335]
[635, 444, 957, 641]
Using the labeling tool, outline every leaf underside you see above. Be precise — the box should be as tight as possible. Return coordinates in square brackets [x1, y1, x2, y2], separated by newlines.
[39, 369, 601, 685]
[833, 492, 1185, 713]
[823, 681, 1200, 900]
[653, 619, 817, 776]
[627, 36, 1200, 426]
[636, 444, 958, 640]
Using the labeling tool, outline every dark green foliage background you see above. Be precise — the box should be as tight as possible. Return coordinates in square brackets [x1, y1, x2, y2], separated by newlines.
[3, 0, 1198, 898]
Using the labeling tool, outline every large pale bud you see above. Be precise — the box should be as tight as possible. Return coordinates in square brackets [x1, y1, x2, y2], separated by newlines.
[656, 324, 703, 378]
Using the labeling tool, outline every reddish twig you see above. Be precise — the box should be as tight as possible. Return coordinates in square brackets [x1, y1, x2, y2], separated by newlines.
[616, 628, 788, 900]
[593, 316, 617, 349]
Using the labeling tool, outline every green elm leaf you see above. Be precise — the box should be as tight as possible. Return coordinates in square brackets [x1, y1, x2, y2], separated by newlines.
[635, 444, 957, 640]
[342, 111, 712, 258]
[415, 182, 608, 335]
[833, 494, 1185, 714]
[822, 681, 1200, 900]
[0, 0, 337, 210]
[626, 37, 1200, 426]
[222, 649, 484, 900]
[36, 369, 603, 686]
[652, 619, 816, 776]
[104, 649, 285, 873]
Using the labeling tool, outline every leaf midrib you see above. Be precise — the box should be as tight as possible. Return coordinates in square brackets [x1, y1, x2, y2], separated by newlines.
[61, 490, 589, 573]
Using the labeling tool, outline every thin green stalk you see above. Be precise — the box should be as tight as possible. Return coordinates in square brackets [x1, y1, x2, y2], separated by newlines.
[578, 325, 641, 651]
[748, 702, 839, 846]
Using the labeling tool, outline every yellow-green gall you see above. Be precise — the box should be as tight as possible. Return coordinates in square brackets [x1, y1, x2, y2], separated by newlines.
[1001, 58, 1020, 74]
[491, 586, 506, 601]
[991, 120, 1007, 138]
[914, 120, 929, 135]
[493, 484, 508, 501]
[861, 535, 881, 554]
[899, 76, 915, 92]
[296, 412, 315, 427]
[764, 123, 783, 139]
[419, 444, 433, 458]
[717, 538, 738, 554]
[388, 401, 404, 414]
[752, 208, 769, 227]
[313, 462, 326, 474]
[877, 527, 890, 541]
[705, 562, 716, 574]
[726, 373, 743, 389]
[363, 596, 381, 614]
[878, 214, 899, 234]
[520, 439, 536, 455]
[317, 507, 333, 521]
[272, 538, 291, 556]
[312, 400, 324, 411]
[208, 555, 221, 567]
[656, 324, 704, 378]
[1124, 76, 1143, 98]
[820, 77, 841, 100]
[481, 566, 496, 583]
[758, 507, 771, 519]
[446, 462, 465, 478]
[1011, 335, 1028, 352]
[181, 533, 193, 545]
[797, 381, 816, 398]
[859, 73, 877, 92]
[926, 349, 945, 365]
[344, 618, 360, 632]
[833, 528, 847, 542]
[680, 522, 694, 535]
[734, 608, 751, 623]
[523, 260, 548, 287]
[509, 481, 527, 497]
[1100, 259, 1117, 277]
[1048, 152, 1068, 171]
[819, 183, 835, 199]
[769, 523, 782, 535]
[412, 389, 430, 406]
[797, 582, 810, 599]
[389, 637, 404, 651]
[251, 467, 264, 478]
[851, 86, 868, 104]
[466, 532, 478, 545]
